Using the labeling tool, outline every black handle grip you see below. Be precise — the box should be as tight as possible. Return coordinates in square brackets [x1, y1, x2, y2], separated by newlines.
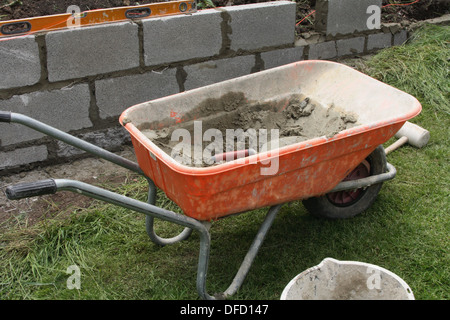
[0, 111, 11, 123]
[5, 179, 57, 200]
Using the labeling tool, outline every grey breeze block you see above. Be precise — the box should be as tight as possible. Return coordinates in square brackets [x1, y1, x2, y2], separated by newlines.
[95, 69, 180, 120]
[0, 84, 92, 146]
[0, 145, 48, 170]
[143, 9, 223, 66]
[0, 35, 41, 90]
[46, 21, 140, 82]
[315, 0, 383, 36]
[225, 1, 296, 51]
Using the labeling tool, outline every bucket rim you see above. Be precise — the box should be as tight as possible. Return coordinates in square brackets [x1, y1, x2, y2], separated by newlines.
[280, 257, 415, 300]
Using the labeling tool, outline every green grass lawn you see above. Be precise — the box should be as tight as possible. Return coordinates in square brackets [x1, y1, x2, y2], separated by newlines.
[1, 24, 448, 300]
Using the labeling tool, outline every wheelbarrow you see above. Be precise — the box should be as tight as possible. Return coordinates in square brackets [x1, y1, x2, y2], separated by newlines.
[1, 60, 421, 299]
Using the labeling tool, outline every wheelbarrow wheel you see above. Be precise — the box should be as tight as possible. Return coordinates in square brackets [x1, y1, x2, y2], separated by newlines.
[302, 145, 387, 219]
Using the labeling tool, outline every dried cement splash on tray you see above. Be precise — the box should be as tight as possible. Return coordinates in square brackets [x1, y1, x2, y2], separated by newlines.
[140, 92, 358, 167]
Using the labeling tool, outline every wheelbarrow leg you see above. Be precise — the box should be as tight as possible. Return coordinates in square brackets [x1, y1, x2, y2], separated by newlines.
[197, 204, 282, 300]
[144, 178, 193, 246]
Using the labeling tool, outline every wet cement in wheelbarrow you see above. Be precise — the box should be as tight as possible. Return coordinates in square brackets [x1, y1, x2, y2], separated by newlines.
[140, 92, 359, 167]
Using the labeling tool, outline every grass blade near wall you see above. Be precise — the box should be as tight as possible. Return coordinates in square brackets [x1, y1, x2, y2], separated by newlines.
[366, 24, 449, 115]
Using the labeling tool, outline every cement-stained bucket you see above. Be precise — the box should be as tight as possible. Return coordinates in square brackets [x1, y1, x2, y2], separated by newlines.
[281, 258, 414, 300]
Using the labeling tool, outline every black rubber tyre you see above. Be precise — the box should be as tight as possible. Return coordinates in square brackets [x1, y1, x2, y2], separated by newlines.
[302, 146, 387, 219]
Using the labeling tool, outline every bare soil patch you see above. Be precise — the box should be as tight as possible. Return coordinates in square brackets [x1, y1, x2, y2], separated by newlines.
[0, 148, 141, 230]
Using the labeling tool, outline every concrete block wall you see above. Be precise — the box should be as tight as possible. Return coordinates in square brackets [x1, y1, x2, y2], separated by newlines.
[0, 1, 435, 173]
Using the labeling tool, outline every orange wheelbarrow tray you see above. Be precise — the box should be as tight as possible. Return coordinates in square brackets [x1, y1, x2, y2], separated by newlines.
[2, 60, 421, 300]
[120, 60, 420, 220]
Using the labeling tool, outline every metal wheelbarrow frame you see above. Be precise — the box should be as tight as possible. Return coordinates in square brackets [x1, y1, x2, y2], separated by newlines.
[1, 60, 420, 299]
[0, 110, 396, 300]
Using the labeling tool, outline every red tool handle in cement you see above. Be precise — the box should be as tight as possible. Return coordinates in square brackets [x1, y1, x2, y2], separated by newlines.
[213, 149, 256, 163]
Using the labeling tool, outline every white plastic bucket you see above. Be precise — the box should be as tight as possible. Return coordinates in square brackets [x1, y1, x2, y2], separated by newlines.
[281, 258, 414, 300]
